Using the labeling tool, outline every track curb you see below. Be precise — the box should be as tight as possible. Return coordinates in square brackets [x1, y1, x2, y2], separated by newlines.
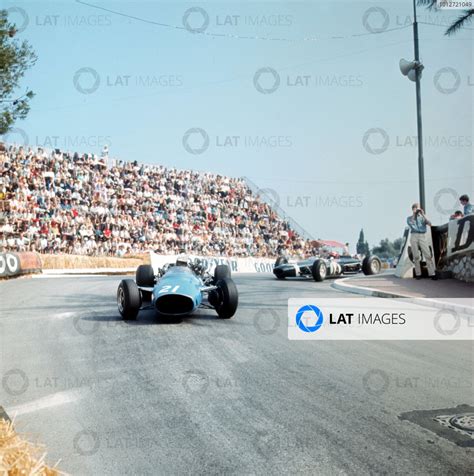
[331, 277, 474, 315]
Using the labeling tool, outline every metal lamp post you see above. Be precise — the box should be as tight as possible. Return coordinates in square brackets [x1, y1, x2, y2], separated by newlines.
[400, 0, 426, 210]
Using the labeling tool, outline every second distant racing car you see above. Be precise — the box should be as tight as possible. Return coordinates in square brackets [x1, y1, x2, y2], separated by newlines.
[272, 254, 382, 281]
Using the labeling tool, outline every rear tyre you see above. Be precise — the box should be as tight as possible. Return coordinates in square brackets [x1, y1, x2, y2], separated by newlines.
[275, 256, 288, 267]
[362, 255, 382, 275]
[214, 264, 231, 282]
[215, 278, 238, 319]
[136, 264, 155, 287]
[311, 259, 327, 282]
[117, 279, 141, 320]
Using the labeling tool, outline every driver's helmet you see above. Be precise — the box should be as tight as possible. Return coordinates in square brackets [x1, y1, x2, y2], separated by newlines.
[176, 254, 190, 267]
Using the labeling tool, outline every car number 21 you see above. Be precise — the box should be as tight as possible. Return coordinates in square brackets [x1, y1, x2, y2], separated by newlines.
[158, 285, 180, 294]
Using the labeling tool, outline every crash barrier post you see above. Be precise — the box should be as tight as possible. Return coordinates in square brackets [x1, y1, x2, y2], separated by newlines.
[396, 215, 474, 282]
[0, 252, 42, 279]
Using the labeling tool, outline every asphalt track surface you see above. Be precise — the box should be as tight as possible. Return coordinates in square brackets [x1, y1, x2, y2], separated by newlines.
[0, 274, 472, 475]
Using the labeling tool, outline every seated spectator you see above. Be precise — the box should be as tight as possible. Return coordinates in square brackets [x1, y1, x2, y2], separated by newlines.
[459, 194, 473, 216]
[449, 210, 464, 221]
[0, 144, 316, 258]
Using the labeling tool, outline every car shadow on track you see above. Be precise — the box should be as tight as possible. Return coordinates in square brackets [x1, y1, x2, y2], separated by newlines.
[80, 309, 232, 327]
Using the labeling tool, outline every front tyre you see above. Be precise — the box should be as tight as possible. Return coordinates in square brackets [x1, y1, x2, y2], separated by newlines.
[362, 255, 382, 275]
[215, 278, 238, 319]
[214, 264, 231, 282]
[117, 279, 141, 320]
[136, 264, 155, 287]
[311, 259, 327, 282]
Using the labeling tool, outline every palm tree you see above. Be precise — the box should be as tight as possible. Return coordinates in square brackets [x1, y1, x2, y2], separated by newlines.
[418, 0, 474, 35]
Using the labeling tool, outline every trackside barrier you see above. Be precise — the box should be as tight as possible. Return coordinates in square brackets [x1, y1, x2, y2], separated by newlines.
[0, 252, 42, 278]
[395, 215, 474, 282]
[150, 252, 275, 274]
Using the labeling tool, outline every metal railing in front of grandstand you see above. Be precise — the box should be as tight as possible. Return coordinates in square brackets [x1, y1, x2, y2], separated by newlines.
[242, 176, 314, 241]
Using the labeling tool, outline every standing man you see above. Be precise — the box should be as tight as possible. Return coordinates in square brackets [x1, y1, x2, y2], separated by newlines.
[406, 203, 437, 280]
[459, 194, 473, 216]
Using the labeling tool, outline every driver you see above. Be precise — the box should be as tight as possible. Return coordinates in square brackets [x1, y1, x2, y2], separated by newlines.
[176, 254, 191, 267]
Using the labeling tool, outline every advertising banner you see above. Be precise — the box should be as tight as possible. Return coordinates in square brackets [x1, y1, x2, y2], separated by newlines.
[150, 252, 275, 275]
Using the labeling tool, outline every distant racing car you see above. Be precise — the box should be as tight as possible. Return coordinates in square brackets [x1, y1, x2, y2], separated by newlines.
[117, 256, 238, 320]
[272, 254, 382, 282]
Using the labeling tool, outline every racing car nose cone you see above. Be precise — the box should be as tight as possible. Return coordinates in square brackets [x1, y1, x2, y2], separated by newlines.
[155, 294, 195, 315]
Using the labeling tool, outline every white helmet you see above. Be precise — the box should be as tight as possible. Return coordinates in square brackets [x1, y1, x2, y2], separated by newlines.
[176, 254, 190, 267]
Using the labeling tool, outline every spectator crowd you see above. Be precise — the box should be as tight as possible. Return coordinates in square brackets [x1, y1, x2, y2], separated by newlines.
[0, 144, 314, 258]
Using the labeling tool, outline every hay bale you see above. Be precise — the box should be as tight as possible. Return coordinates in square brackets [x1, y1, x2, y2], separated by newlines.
[0, 418, 63, 475]
[40, 254, 149, 270]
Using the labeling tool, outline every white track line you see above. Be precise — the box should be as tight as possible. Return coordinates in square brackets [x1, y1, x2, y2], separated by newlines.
[7, 389, 81, 417]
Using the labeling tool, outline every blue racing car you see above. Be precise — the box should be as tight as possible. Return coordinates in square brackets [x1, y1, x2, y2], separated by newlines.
[117, 256, 238, 320]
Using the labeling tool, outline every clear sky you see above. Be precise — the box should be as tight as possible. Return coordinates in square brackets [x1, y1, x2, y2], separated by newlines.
[3, 1, 473, 251]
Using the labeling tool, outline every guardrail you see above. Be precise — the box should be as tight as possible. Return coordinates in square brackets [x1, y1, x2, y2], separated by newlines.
[242, 176, 314, 241]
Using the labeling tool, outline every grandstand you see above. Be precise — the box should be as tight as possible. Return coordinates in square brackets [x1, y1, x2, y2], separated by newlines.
[0, 143, 314, 258]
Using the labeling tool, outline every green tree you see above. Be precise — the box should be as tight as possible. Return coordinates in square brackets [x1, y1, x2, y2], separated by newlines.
[418, 1, 474, 36]
[372, 238, 403, 260]
[0, 9, 36, 135]
[356, 229, 370, 256]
